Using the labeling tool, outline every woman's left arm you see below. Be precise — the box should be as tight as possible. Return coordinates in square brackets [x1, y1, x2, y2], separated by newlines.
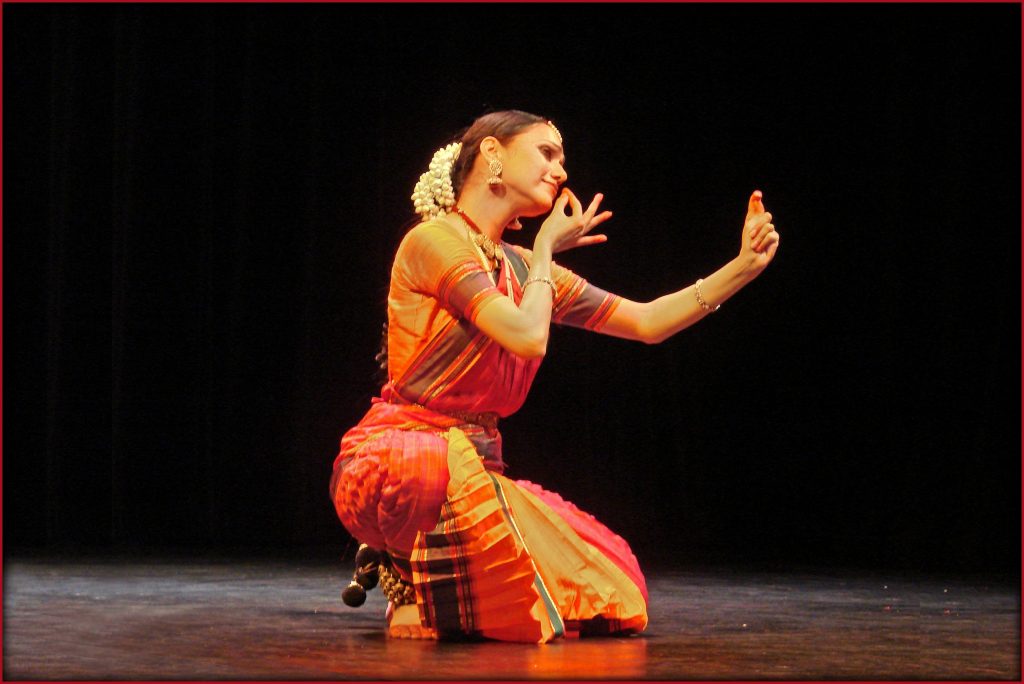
[598, 190, 780, 344]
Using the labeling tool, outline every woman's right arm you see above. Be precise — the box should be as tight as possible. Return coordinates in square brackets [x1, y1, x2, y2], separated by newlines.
[474, 189, 607, 358]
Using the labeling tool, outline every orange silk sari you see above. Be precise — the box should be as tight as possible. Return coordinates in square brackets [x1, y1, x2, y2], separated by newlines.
[331, 219, 647, 642]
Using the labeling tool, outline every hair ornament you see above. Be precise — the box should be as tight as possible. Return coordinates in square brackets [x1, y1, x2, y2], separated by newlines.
[546, 120, 563, 145]
[411, 142, 462, 220]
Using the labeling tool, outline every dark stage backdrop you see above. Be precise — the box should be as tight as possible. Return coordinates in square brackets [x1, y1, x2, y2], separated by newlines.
[4, 4, 1020, 578]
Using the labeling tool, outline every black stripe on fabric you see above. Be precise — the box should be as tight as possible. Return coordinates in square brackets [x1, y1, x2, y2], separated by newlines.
[503, 245, 529, 284]
[417, 503, 466, 633]
[389, 553, 413, 581]
[451, 508, 474, 633]
[423, 525, 454, 549]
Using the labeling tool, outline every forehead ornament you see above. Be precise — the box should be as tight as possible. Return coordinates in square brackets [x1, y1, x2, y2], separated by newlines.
[546, 120, 563, 145]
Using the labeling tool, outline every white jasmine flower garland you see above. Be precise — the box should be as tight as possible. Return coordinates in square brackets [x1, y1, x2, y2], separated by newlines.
[410, 142, 462, 221]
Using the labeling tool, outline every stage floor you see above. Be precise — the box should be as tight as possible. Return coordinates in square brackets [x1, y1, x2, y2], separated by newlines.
[3, 557, 1018, 680]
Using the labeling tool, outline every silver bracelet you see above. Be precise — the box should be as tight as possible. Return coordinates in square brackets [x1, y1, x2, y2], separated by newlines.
[524, 276, 557, 299]
[694, 278, 720, 313]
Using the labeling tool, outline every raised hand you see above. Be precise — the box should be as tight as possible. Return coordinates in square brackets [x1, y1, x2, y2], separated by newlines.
[740, 190, 780, 271]
[536, 189, 613, 254]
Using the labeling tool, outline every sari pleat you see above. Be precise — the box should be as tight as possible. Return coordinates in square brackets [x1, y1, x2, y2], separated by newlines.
[411, 429, 562, 643]
[402, 428, 646, 643]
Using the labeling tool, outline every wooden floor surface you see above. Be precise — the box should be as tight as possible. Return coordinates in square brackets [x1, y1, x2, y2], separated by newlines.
[3, 557, 1018, 680]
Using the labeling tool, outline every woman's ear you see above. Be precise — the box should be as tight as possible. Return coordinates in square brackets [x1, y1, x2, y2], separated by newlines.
[478, 136, 500, 160]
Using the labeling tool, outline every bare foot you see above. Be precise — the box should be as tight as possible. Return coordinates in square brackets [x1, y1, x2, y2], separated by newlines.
[386, 603, 437, 640]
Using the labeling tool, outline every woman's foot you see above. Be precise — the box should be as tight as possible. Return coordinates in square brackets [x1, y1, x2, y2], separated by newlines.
[386, 602, 437, 640]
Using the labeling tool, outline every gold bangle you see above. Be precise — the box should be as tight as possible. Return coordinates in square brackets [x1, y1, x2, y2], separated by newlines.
[524, 276, 557, 299]
[694, 278, 720, 313]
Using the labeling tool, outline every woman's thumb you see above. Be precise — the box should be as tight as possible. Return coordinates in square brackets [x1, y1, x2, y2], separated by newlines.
[746, 189, 764, 219]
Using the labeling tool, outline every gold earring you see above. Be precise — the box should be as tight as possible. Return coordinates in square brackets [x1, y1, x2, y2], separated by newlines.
[487, 158, 503, 186]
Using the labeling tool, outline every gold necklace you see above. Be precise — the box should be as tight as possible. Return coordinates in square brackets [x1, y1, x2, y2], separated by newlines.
[454, 206, 503, 263]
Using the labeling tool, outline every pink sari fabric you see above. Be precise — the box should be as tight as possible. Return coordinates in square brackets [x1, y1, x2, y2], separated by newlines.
[513, 480, 649, 603]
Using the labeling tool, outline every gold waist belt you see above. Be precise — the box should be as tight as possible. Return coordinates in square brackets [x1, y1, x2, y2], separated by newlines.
[386, 389, 500, 431]
[444, 409, 500, 431]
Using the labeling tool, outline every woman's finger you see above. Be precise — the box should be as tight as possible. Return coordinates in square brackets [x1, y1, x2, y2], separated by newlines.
[554, 188, 571, 212]
[583, 193, 605, 222]
[565, 189, 584, 217]
[587, 210, 614, 231]
[747, 211, 772, 237]
[751, 223, 775, 250]
[553, 234, 608, 253]
[756, 229, 780, 254]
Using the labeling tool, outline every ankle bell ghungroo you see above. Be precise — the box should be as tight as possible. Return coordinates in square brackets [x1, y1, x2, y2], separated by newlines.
[379, 564, 417, 606]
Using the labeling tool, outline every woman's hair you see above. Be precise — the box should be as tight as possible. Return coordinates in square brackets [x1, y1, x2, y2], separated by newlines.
[450, 110, 547, 197]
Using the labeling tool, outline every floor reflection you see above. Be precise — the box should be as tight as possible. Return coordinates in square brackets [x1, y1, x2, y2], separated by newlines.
[3, 559, 1018, 680]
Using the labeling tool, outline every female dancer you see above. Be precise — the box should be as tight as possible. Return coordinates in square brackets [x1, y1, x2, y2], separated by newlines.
[330, 110, 780, 642]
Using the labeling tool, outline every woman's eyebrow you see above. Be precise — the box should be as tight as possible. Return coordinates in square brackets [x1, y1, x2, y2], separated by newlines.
[540, 142, 566, 163]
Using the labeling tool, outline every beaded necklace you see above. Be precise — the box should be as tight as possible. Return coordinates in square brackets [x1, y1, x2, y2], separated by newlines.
[452, 206, 513, 297]
[454, 207, 504, 263]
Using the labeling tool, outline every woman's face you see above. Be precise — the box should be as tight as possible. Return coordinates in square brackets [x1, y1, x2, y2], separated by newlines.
[497, 123, 567, 216]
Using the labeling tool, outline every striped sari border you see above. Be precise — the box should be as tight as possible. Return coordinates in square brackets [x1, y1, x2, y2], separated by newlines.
[584, 293, 622, 331]
[417, 330, 491, 405]
[486, 473, 565, 639]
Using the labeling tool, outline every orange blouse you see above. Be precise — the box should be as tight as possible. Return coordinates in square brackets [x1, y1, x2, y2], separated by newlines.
[385, 218, 622, 417]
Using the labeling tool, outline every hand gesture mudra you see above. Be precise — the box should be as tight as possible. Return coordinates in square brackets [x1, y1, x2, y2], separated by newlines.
[537, 188, 613, 254]
[740, 190, 781, 270]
